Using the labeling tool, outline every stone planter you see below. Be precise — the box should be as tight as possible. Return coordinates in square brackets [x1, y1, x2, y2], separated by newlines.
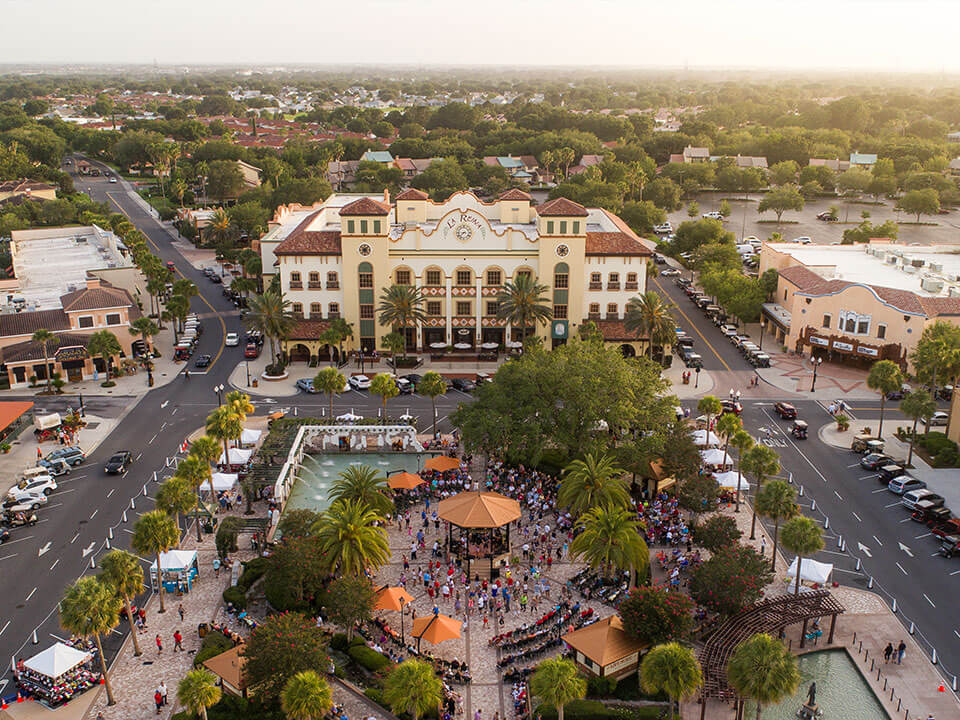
[261, 371, 289, 382]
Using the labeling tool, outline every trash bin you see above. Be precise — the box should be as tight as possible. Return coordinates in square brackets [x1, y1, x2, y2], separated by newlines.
[198, 623, 208, 638]
[252, 378, 258, 388]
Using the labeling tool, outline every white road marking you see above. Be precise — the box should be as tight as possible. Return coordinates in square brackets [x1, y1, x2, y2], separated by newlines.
[899, 518, 912, 523]
[135, 453, 142, 461]
[161, 400, 169, 408]
[148, 434, 157, 444]
[0, 621, 9, 636]
[37, 542, 51, 556]
[896, 562, 908, 575]
[0, 553, 17, 562]
[70, 532, 79, 544]
[834, 490, 843, 500]
[90, 509, 98, 519]
[924, 593, 936, 608]
[884, 502, 901, 508]
[872, 535, 883, 547]
[107, 488, 115, 498]
[916, 532, 932, 539]
[852, 511, 862, 522]
[81, 541, 96, 557]
[25, 587, 36, 602]
[954, 630, 960, 639]
[872, 488, 887, 494]
[951, 570, 960, 576]
[857, 542, 872, 558]
[847, 463, 862, 468]
[49, 558, 59, 570]
[898, 542, 914, 558]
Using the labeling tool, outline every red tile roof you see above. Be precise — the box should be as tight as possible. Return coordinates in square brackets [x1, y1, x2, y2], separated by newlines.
[919, 296, 960, 316]
[287, 319, 332, 340]
[60, 284, 136, 313]
[274, 213, 342, 256]
[395, 188, 428, 201]
[0, 309, 70, 338]
[339, 197, 390, 216]
[498, 188, 532, 201]
[536, 197, 589, 217]
[585, 232, 652, 257]
[591, 320, 644, 341]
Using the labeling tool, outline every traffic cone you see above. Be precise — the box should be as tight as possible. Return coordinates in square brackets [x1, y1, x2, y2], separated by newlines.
[16, 692, 23, 702]
[938, 683, 946, 693]
[2, 698, 8, 709]
[99, 676, 105, 685]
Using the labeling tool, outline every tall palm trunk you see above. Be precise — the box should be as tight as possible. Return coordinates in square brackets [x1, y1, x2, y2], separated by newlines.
[156, 552, 167, 612]
[794, 556, 803, 595]
[878, 396, 887, 438]
[122, 595, 142, 656]
[770, 519, 780, 571]
[908, 416, 919, 466]
[41, 341, 51, 391]
[195, 481, 203, 542]
[93, 632, 116, 705]
[735, 469, 743, 512]
[328, 391, 335, 418]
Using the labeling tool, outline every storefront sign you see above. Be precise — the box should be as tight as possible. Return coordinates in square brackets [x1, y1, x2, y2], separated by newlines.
[832, 341, 854, 352]
[552, 320, 568, 339]
[857, 346, 879, 357]
[605, 653, 640, 675]
[809, 336, 829, 347]
[55, 346, 87, 361]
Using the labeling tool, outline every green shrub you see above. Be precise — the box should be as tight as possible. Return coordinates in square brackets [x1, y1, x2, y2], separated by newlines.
[238, 557, 269, 591]
[330, 633, 350, 652]
[364, 688, 384, 706]
[918, 432, 956, 455]
[348, 644, 391, 672]
[223, 585, 247, 610]
[193, 631, 234, 668]
[934, 448, 960, 468]
[535, 699, 621, 720]
[216, 516, 242, 559]
[587, 674, 618, 697]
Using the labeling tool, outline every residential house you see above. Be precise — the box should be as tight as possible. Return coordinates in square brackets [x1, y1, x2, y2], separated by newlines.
[849, 152, 878, 169]
[0, 180, 58, 205]
[669, 146, 710, 164]
[236, 160, 262, 189]
[360, 150, 395, 165]
[809, 158, 851, 172]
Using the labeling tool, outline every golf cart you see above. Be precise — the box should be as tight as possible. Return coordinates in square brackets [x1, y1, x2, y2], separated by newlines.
[791, 420, 808, 439]
[912, 503, 951, 524]
[1, 508, 38, 527]
[851, 434, 884, 454]
[33, 413, 61, 443]
[938, 534, 960, 558]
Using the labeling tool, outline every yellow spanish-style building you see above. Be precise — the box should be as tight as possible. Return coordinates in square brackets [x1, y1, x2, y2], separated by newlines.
[258, 189, 652, 362]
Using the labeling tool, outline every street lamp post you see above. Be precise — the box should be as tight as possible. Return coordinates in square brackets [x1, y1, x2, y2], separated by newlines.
[360, 345, 367, 375]
[214, 383, 224, 406]
[810, 356, 823, 392]
[245, 362, 251, 387]
[695, 367, 701, 388]
[78, 393, 85, 418]
[399, 597, 407, 645]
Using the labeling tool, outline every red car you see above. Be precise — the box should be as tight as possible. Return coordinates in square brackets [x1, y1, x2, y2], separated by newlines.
[244, 343, 260, 359]
[720, 400, 742, 416]
[775, 402, 798, 419]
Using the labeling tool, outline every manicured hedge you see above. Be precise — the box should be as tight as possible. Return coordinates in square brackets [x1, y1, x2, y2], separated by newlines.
[347, 644, 391, 672]
[536, 701, 665, 720]
[237, 557, 268, 591]
[193, 632, 234, 668]
[222, 585, 247, 610]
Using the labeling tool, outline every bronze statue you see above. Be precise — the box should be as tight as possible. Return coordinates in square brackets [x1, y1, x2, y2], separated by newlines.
[806, 682, 817, 706]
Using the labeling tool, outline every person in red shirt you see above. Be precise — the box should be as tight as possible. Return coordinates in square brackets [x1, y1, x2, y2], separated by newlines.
[154, 689, 163, 714]
[155, 634, 162, 653]
[173, 630, 183, 652]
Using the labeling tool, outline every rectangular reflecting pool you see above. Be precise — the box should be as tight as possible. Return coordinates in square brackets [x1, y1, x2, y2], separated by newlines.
[285, 451, 431, 514]
[744, 649, 887, 720]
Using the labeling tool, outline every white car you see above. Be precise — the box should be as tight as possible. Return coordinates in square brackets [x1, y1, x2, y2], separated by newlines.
[4, 489, 47, 509]
[17, 476, 57, 495]
[109, 177, 117, 184]
[929, 411, 950, 427]
[720, 325, 738, 337]
[790, 236, 812, 244]
[660, 268, 681, 276]
[702, 211, 723, 220]
[348, 374, 371, 390]
[225, 332, 240, 346]
[653, 223, 673, 234]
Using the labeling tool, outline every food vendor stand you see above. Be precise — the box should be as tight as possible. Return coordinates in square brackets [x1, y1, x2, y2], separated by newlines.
[17, 642, 97, 707]
[150, 549, 200, 594]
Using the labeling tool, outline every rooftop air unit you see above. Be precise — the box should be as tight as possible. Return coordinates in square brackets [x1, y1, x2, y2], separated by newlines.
[886, 256, 897, 264]
[912, 259, 925, 268]
[929, 262, 943, 274]
[903, 265, 917, 274]
[922, 277, 944, 293]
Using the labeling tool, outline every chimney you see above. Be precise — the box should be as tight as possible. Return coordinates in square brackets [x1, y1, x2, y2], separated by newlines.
[383, 188, 390, 206]
[86, 277, 102, 290]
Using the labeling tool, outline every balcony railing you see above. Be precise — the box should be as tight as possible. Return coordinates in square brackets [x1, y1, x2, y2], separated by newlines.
[607, 282, 620, 291]
[326, 282, 340, 290]
[589, 282, 603, 290]
[625, 281, 639, 291]
[308, 281, 323, 289]
[289, 281, 303, 290]
[588, 312, 601, 320]
[328, 312, 340, 319]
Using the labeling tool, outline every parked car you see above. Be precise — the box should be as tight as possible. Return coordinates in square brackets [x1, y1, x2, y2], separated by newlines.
[194, 354, 212, 368]
[37, 458, 71, 476]
[888, 476, 926, 495]
[452, 378, 477, 392]
[790, 236, 813, 244]
[902, 489, 944, 512]
[402, 374, 423, 390]
[929, 411, 950, 427]
[878, 464, 906, 482]
[166, 260, 175, 271]
[684, 353, 703, 369]
[931, 517, 960, 539]
[209, 274, 222, 284]
[104, 450, 133, 475]
[348, 374, 371, 390]
[244, 343, 260, 359]
[816, 211, 838, 222]
[395, 377, 413, 394]
[860, 453, 893, 470]
[295, 378, 317, 394]
[886, 384, 911, 401]
[3, 491, 46, 510]
[45, 446, 84, 466]
[720, 400, 743, 416]
[661, 268, 681, 276]
[225, 332, 240, 346]
[702, 211, 723, 220]
[720, 324, 738, 337]
[653, 254, 666, 265]
[938, 534, 960, 558]
[16, 476, 57, 496]
[653, 223, 673, 234]
[774, 402, 798, 420]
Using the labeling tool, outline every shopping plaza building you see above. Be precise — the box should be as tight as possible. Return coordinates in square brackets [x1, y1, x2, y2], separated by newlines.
[258, 189, 652, 362]
[759, 240, 960, 372]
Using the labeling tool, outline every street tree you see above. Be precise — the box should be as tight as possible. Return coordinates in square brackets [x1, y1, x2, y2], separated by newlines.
[866, 359, 904, 438]
[131, 510, 180, 613]
[715, 413, 743, 468]
[175, 453, 212, 541]
[696, 396, 722, 434]
[495, 274, 553, 345]
[755, 480, 798, 571]
[244, 612, 329, 701]
[727, 633, 800, 720]
[377, 285, 427, 360]
[129, 317, 160, 357]
[281, 671, 333, 720]
[730, 429, 755, 512]
[900, 390, 937, 465]
[529, 657, 586, 720]
[571, 504, 648, 583]
[314, 367, 346, 418]
[640, 643, 702, 720]
[98, 550, 144, 658]
[690, 545, 772, 616]
[59, 577, 122, 705]
[155, 475, 196, 545]
[741, 445, 781, 540]
[687, 201, 699, 218]
[757, 185, 804, 223]
[768, 160, 799, 186]
[31, 328, 59, 393]
[87, 330, 122, 385]
[418, 371, 446, 436]
[899, 188, 940, 222]
[205, 159, 244, 203]
[624, 291, 676, 359]
[206, 405, 243, 471]
[383, 660, 444, 720]
[177, 669, 221, 720]
[781, 516, 824, 596]
[693, 514, 741, 553]
[313, 499, 390, 575]
[559, 451, 629, 514]
[619, 586, 695, 645]
[323, 576, 375, 641]
[245, 291, 295, 370]
[370, 372, 399, 419]
[677, 473, 720, 524]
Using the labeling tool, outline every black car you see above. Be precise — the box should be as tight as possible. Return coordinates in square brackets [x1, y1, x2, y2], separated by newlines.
[452, 378, 476, 392]
[860, 453, 893, 470]
[194, 354, 212, 368]
[402, 374, 423, 390]
[877, 464, 906, 482]
[105, 450, 133, 474]
[209, 274, 222, 284]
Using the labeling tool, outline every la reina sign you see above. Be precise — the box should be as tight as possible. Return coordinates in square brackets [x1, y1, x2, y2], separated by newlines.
[441, 211, 489, 244]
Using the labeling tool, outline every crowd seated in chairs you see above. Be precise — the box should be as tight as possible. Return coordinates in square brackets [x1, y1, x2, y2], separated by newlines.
[368, 617, 472, 684]
[569, 567, 628, 605]
[490, 601, 593, 652]
[512, 679, 529, 719]
[497, 608, 595, 672]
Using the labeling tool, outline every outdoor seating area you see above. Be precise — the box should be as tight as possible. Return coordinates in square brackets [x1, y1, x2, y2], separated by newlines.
[14, 641, 100, 708]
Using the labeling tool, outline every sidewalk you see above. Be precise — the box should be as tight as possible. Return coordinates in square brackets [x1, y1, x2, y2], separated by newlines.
[757, 351, 878, 400]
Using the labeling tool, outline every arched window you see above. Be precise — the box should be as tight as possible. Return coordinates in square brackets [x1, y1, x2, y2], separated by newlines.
[329, 302, 340, 318]
[455, 268, 473, 286]
[358, 262, 373, 289]
[554, 262, 569, 289]
[291, 302, 303, 317]
[310, 302, 321, 316]
[327, 271, 339, 289]
[395, 268, 411, 285]
[289, 271, 302, 289]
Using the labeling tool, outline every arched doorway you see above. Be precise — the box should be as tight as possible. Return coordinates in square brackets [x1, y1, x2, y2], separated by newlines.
[620, 344, 637, 358]
[289, 343, 311, 363]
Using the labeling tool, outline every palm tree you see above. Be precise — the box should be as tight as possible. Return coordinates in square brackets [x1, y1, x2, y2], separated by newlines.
[571, 504, 648, 583]
[131, 510, 180, 613]
[696, 396, 722, 434]
[377, 285, 427, 360]
[177, 669, 222, 720]
[129, 317, 160, 355]
[730, 429, 755, 512]
[495, 274, 552, 345]
[195, 160, 209, 205]
[370, 372, 399, 419]
[314, 367, 346, 418]
[245, 291, 295, 367]
[329, 317, 354, 363]
[383, 331, 405, 369]
[331, 464, 393, 516]
[59, 577, 122, 705]
[230, 276, 258, 301]
[418, 371, 447, 436]
[715, 413, 743, 469]
[87, 330, 122, 384]
[559, 451, 629, 514]
[206, 207, 232, 246]
[781, 516, 824, 596]
[174, 454, 210, 542]
[866, 359, 904, 439]
[31, 328, 59, 392]
[313, 499, 390, 575]
[529, 657, 586, 720]
[155, 475, 197, 546]
[727, 633, 801, 720]
[900, 390, 937, 466]
[639, 643, 703, 720]
[281, 670, 333, 720]
[225, 390, 255, 422]
[166, 294, 190, 340]
[98, 550, 144, 658]
[206, 405, 243, 471]
[624, 292, 676, 359]
[755, 480, 798, 571]
[382, 660, 443, 720]
[741, 445, 781, 540]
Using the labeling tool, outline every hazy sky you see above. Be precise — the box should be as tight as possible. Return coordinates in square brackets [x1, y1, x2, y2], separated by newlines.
[2, 0, 958, 72]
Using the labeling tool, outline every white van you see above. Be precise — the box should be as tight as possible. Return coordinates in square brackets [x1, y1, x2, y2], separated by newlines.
[902, 488, 942, 511]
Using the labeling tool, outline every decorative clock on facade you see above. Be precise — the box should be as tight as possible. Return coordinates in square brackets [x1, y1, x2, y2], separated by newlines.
[455, 224, 474, 242]
[358, 243, 372, 256]
[556, 244, 570, 257]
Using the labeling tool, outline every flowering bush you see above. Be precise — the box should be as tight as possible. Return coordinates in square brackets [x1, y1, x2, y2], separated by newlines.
[619, 585, 694, 644]
[690, 544, 772, 616]
[693, 514, 741, 553]
[244, 612, 329, 700]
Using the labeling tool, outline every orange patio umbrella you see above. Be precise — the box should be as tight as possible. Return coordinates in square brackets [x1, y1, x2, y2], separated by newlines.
[424, 455, 461, 473]
[387, 472, 425, 490]
[411, 613, 462, 650]
[374, 586, 414, 612]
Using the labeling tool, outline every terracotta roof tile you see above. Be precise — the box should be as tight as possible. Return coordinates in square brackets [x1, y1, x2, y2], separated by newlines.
[589, 319, 644, 341]
[395, 188, 428, 201]
[0, 333, 94, 364]
[0, 309, 70, 338]
[585, 232, 652, 257]
[287, 319, 332, 340]
[536, 197, 589, 217]
[339, 197, 390, 216]
[60, 284, 136, 313]
[498, 188, 532, 201]
[918, 296, 960, 316]
[274, 213, 342, 256]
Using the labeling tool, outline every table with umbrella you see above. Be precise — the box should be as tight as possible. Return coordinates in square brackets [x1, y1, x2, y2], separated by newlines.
[410, 613, 462, 652]
[438, 491, 521, 578]
[453, 342, 472, 350]
[423, 455, 461, 473]
[374, 585, 415, 644]
[429, 342, 449, 349]
[387, 471, 425, 491]
[480, 342, 499, 350]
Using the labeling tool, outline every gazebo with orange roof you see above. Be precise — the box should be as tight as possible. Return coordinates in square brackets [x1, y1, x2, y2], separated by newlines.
[438, 491, 521, 578]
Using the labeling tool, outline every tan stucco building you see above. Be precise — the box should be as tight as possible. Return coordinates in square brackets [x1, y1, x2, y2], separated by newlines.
[759, 242, 960, 372]
[258, 189, 651, 362]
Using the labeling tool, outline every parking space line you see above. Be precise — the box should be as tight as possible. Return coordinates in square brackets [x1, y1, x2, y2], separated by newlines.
[916, 532, 932, 539]
[852, 511, 862, 522]
[872, 488, 887, 494]
[872, 535, 883, 546]
[884, 501, 901, 508]
[899, 518, 912, 523]
[834, 490, 843, 500]
[896, 562, 908, 575]
[924, 593, 936, 608]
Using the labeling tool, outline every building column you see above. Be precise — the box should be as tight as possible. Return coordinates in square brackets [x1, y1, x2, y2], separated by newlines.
[445, 276, 453, 345]
[475, 277, 483, 345]
[414, 275, 424, 353]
